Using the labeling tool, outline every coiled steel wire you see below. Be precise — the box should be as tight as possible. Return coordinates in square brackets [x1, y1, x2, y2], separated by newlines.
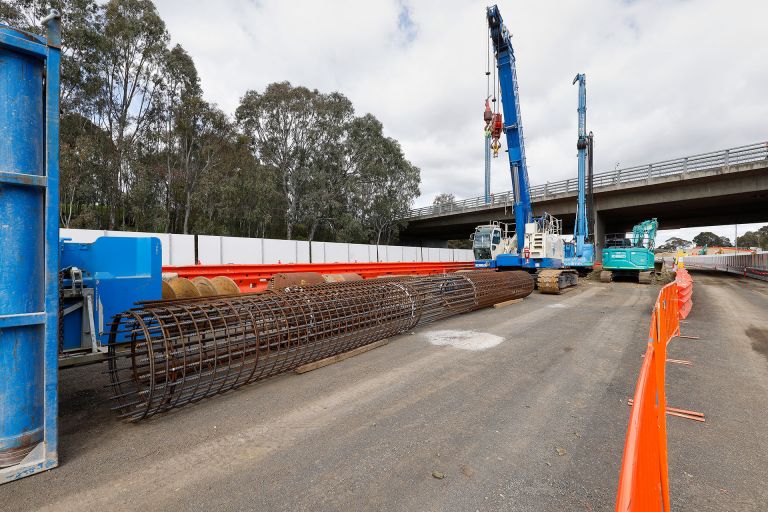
[107, 270, 533, 421]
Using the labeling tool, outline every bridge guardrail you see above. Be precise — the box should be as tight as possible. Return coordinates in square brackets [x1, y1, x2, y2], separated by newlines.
[681, 251, 768, 282]
[409, 141, 768, 219]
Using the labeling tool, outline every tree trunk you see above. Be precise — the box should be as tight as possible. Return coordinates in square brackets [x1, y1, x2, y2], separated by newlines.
[183, 189, 192, 234]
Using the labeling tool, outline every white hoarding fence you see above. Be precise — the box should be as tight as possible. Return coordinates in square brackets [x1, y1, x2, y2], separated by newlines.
[57, 229, 473, 265]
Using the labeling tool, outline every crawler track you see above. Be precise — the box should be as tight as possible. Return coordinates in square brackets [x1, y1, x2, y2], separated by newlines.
[537, 269, 579, 294]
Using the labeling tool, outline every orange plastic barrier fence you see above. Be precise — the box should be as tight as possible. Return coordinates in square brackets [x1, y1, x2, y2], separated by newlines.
[615, 281, 682, 511]
[164, 261, 475, 293]
[675, 269, 693, 320]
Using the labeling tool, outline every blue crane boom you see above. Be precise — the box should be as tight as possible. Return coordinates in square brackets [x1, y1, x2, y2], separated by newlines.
[562, 73, 595, 269]
[487, 4, 531, 254]
[473, 5, 579, 292]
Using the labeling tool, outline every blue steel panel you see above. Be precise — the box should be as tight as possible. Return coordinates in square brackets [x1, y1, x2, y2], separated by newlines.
[494, 254, 525, 268]
[0, 13, 60, 481]
[522, 257, 563, 270]
[0, 25, 46, 468]
[42, 17, 61, 476]
[60, 237, 162, 349]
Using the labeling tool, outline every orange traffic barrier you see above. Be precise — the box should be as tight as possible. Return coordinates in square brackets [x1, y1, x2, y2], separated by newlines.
[675, 268, 693, 320]
[615, 281, 682, 511]
[164, 261, 475, 293]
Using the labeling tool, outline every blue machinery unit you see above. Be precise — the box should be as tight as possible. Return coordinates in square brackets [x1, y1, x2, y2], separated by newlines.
[59, 237, 162, 365]
[0, 12, 62, 480]
[563, 74, 595, 269]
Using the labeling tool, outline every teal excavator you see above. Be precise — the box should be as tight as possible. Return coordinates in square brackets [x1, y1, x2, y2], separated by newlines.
[600, 218, 659, 284]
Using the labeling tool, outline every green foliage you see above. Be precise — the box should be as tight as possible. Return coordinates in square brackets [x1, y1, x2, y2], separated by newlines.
[736, 225, 768, 249]
[432, 193, 455, 206]
[692, 231, 732, 248]
[0, 0, 421, 241]
[655, 237, 693, 253]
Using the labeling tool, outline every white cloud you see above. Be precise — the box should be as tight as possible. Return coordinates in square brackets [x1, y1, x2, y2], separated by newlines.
[155, 0, 768, 239]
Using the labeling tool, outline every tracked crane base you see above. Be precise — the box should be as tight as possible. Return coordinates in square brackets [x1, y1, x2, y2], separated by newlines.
[537, 268, 579, 294]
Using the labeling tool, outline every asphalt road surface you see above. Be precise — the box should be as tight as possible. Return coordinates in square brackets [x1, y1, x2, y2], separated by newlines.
[2, 272, 766, 511]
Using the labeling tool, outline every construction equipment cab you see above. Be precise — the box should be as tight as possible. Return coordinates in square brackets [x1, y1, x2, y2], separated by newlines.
[471, 221, 514, 265]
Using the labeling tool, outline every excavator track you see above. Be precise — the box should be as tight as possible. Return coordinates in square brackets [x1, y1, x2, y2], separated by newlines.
[537, 269, 578, 294]
[600, 271, 613, 283]
[638, 271, 654, 284]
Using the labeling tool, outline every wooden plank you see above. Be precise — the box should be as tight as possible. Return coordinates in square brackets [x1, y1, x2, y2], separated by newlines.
[294, 339, 390, 374]
[493, 298, 523, 309]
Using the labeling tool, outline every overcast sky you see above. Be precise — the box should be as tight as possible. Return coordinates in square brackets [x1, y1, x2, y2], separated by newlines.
[154, 0, 767, 244]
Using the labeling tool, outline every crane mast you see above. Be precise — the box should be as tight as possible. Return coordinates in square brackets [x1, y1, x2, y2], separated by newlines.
[487, 5, 531, 253]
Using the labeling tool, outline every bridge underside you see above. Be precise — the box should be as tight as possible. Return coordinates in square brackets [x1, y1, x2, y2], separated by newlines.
[402, 161, 768, 247]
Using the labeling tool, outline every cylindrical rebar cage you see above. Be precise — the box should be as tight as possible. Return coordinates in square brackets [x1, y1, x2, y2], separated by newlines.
[108, 271, 533, 421]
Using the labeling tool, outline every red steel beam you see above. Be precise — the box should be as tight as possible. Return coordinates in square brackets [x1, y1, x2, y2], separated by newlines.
[164, 261, 475, 292]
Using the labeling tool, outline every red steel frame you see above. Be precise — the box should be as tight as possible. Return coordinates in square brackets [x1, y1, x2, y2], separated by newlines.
[164, 262, 475, 293]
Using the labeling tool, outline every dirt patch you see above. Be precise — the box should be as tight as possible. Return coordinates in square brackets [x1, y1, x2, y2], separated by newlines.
[746, 325, 768, 361]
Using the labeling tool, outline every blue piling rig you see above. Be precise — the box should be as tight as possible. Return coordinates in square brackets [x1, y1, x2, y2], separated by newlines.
[563, 73, 595, 269]
[0, 11, 62, 482]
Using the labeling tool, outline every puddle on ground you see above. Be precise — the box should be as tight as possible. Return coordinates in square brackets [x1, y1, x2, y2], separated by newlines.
[425, 330, 504, 351]
[746, 325, 768, 362]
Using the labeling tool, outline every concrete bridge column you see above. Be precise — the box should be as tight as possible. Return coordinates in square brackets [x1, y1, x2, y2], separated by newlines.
[593, 211, 605, 264]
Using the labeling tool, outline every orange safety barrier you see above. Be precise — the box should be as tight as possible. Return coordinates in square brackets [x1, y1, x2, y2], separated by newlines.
[615, 281, 682, 511]
[675, 268, 693, 320]
[164, 261, 475, 293]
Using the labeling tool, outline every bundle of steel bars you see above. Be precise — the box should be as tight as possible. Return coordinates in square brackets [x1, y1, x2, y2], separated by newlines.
[108, 271, 533, 421]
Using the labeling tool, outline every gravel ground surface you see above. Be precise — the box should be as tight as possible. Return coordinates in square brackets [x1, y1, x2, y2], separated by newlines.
[2, 273, 765, 511]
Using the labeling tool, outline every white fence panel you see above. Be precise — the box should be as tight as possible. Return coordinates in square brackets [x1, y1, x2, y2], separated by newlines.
[221, 236, 263, 264]
[425, 247, 440, 262]
[454, 249, 474, 261]
[297, 241, 310, 263]
[383, 245, 404, 262]
[325, 242, 350, 263]
[402, 246, 420, 262]
[348, 243, 373, 263]
[197, 235, 222, 265]
[439, 248, 452, 262]
[310, 241, 325, 263]
[59, 228, 106, 243]
[168, 234, 195, 266]
[262, 238, 310, 264]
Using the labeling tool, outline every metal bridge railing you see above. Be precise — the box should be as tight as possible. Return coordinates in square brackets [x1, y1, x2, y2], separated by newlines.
[408, 141, 768, 219]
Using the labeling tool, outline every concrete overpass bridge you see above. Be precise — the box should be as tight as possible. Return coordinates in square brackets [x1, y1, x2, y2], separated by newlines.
[402, 142, 768, 258]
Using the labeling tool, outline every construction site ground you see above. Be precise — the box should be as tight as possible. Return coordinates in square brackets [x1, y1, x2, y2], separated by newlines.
[2, 272, 767, 511]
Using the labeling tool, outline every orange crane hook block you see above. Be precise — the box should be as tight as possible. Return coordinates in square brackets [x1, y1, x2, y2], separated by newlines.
[484, 100, 503, 157]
